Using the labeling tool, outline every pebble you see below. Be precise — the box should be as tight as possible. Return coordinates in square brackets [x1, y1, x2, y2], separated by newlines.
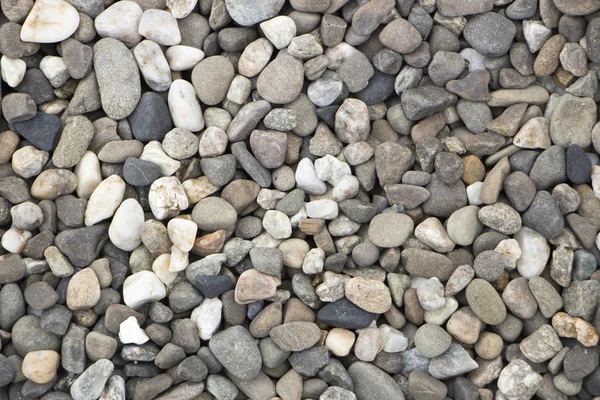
[94, 38, 141, 120]
[70, 359, 114, 400]
[94, 1, 143, 46]
[20, 0, 80, 43]
[123, 271, 166, 309]
[466, 279, 507, 325]
[209, 325, 262, 380]
[257, 54, 304, 104]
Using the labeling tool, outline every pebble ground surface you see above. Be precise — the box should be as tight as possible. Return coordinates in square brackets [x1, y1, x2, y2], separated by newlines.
[2, 0, 600, 399]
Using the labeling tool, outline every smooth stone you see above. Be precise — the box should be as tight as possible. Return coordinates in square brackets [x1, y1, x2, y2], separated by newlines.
[257, 53, 304, 104]
[94, 38, 141, 120]
[466, 279, 507, 325]
[129, 92, 173, 142]
[20, 0, 80, 43]
[138, 9, 181, 45]
[94, 1, 143, 46]
[348, 362, 404, 400]
[168, 79, 204, 132]
[13, 112, 60, 151]
[225, 0, 285, 26]
[109, 198, 144, 251]
[209, 325, 262, 380]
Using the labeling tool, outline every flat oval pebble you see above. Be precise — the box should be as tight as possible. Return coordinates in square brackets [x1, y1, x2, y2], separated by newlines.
[466, 279, 507, 325]
[93, 38, 141, 120]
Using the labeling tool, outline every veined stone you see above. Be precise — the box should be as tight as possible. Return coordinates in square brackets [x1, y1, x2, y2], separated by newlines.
[20, 0, 80, 43]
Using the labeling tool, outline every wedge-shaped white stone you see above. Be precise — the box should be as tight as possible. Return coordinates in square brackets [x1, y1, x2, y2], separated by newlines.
[165, 45, 204, 71]
[123, 270, 166, 309]
[138, 9, 181, 46]
[168, 79, 204, 132]
[95, 1, 143, 47]
[20, 0, 80, 43]
[85, 175, 125, 226]
[109, 198, 144, 251]
[513, 117, 551, 149]
[134, 40, 172, 92]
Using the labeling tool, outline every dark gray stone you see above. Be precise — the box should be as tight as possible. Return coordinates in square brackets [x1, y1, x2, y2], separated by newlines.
[128, 92, 173, 142]
[124, 158, 162, 187]
[13, 112, 60, 151]
[566, 144, 592, 184]
[55, 223, 109, 268]
[522, 190, 564, 240]
[288, 345, 329, 377]
[317, 298, 375, 329]
[209, 325, 262, 380]
[401, 86, 457, 121]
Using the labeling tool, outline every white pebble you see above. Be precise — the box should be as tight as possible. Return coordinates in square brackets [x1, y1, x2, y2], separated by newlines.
[94, 1, 143, 47]
[306, 199, 339, 220]
[109, 199, 144, 251]
[20, 0, 80, 43]
[123, 271, 166, 308]
[379, 324, 408, 353]
[169, 245, 189, 272]
[39, 56, 69, 88]
[165, 45, 204, 71]
[414, 217, 455, 253]
[12, 146, 49, 179]
[168, 79, 205, 132]
[118, 316, 149, 345]
[226, 75, 252, 105]
[325, 328, 356, 357]
[515, 227, 550, 279]
[133, 40, 172, 92]
[1, 56, 26, 88]
[460, 48, 485, 71]
[148, 176, 189, 220]
[302, 247, 325, 275]
[315, 154, 351, 185]
[331, 175, 359, 202]
[591, 165, 600, 199]
[152, 253, 178, 286]
[191, 298, 222, 340]
[1, 228, 31, 253]
[523, 20, 552, 53]
[467, 181, 484, 205]
[166, 0, 197, 18]
[296, 158, 326, 195]
[417, 277, 446, 311]
[74, 151, 102, 199]
[138, 9, 181, 46]
[85, 175, 126, 227]
[260, 16, 296, 49]
[262, 210, 292, 240]
[495, 239, 521, 271]
[167, 218, 197, 252]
